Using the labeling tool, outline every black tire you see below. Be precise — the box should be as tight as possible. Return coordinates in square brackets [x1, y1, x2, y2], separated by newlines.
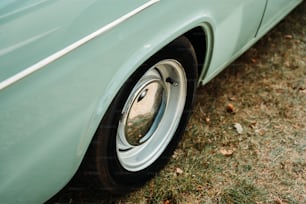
[85, 36, 198, 194]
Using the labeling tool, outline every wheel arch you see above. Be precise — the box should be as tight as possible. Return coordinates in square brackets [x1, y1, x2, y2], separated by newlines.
[81, 23, 214, 161]
[183, 24, 214, 85]
[184, 27, 207, 80]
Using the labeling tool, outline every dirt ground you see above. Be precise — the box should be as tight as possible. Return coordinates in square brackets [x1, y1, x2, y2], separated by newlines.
[49, 2, 305, 203]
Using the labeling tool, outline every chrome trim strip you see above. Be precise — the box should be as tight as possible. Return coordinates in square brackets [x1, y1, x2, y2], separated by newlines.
[0, 0, 160, 91]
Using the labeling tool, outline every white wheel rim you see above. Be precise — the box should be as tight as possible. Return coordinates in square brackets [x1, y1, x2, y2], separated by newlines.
[116, 60, 187, 172]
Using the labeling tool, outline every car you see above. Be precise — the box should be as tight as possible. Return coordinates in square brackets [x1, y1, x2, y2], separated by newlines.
[0, 0, 302, 203]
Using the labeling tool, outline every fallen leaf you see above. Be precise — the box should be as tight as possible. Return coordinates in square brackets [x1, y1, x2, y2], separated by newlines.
[220, 148, 234, 156]
[164, 200, 170, 204]
[284, 34, 293, 39]
[251, 58, 257, 63]
[175, 167, 183, 175]
[234, 123, 243, 134]
[226, 103, 235, 113]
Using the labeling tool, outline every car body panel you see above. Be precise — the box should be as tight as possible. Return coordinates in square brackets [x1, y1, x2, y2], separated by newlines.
[258, 0, 302, 35]
[0, 0, 154, 83]
[0, 0, 302, 203]
[201, 0, 267, 82]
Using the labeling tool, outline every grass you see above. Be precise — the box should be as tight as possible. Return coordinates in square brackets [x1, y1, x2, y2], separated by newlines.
[49, 2, 305, 203]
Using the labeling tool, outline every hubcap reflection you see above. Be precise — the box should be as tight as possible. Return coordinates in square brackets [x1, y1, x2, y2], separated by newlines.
[125, 81, 165, 146]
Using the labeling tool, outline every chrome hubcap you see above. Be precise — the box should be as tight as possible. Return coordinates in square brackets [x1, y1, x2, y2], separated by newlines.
[125, 80, 165, 146]
[116, 60, 187, 172]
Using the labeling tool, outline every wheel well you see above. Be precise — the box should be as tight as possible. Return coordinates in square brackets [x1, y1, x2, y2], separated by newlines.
[184, 27, 207, 79]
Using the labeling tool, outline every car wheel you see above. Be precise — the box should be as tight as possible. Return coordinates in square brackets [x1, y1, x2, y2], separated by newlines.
[87, 36, 198, 194]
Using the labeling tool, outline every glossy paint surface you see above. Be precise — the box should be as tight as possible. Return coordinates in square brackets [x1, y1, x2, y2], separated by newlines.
[0, 0, 302, 203]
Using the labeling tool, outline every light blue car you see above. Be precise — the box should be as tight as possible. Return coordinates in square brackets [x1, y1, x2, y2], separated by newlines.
[0, 0, 302, 203]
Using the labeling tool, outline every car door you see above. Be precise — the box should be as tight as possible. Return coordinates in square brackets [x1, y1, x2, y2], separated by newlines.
[204, 0, 267, 83]
[257, 0, 302, 35]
